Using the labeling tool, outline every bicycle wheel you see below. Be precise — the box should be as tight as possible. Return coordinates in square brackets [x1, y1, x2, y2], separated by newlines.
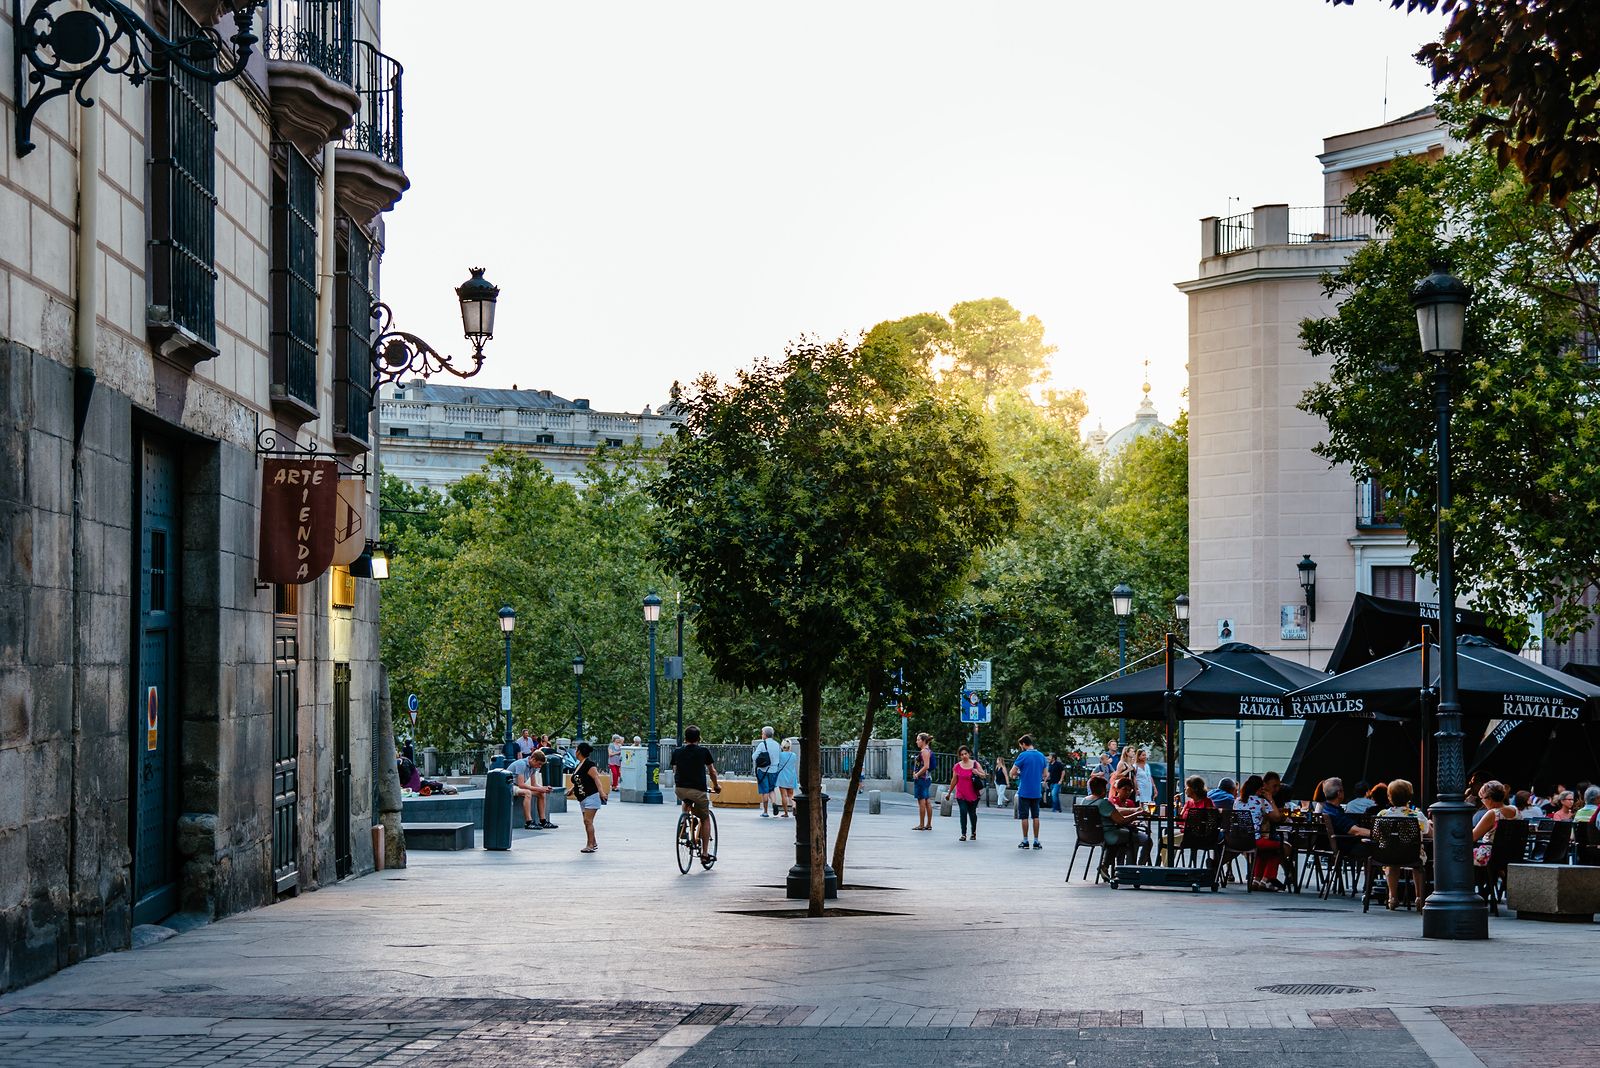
[676, 813, 695, 874]
[701, 810, 718, 869]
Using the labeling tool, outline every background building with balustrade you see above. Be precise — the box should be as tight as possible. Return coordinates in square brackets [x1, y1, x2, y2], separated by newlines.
[1, 0, 408, 990]
[377, 381, 679, 489]
[1173, 107, 1446, 789]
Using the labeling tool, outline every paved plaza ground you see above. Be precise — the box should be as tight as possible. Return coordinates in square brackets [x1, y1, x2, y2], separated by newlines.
[3, 793, 1596, 1066]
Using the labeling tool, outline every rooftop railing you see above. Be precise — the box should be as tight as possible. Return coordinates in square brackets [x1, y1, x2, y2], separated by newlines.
[1210, 204, 1384, 256]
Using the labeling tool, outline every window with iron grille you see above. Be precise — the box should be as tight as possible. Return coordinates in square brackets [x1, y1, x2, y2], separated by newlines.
[271, 143, 319, 412]
[148, 1, 218, 349]
[335, 215, 375, 445]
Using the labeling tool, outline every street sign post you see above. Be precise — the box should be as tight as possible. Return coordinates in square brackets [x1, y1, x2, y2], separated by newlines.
[959, 690, 991, 724]
[406, 693, 419, 734]
[964, 660, 992, 693]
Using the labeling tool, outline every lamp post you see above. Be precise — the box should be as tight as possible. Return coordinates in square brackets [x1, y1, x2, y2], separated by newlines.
[642, 592, 664, 804]
[675, 594, 686, 745]
[369, 268, 501, 386]
[1111, 583, 1134, 748]
[497, 606, 516, 767]
[1411, 261, 1488, 941]
[1174, 593, 1190, 787]
[572, 654, 585, 743]
[1298, 554, 1319, 623]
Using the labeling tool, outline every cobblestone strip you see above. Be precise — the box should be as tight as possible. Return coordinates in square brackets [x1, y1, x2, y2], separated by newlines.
[1433, 1004, 1598, 1068]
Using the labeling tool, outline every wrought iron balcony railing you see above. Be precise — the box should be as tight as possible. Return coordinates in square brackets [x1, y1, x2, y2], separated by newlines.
[1357, 477, 1403, 529]
[341, 40, 403, 169]
[1212, 203, 1385, 256]
[264, 0, 354, 84]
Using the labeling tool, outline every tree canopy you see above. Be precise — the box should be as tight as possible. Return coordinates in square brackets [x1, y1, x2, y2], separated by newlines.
[870, 298, 1060, 401]
[1335, 0, 1600, 215]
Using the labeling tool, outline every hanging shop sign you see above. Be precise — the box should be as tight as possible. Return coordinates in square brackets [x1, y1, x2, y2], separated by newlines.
[332, 477, 367, 567]
[259, 458, 339, 585]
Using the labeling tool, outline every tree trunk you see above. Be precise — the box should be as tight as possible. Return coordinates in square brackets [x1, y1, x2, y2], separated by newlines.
[802, 677, 826, 916]
[376, 665, 407, 870]
[831, 677, 882, 887]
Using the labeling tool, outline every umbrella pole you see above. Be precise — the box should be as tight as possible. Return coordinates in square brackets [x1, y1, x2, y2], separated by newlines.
[1164, 632, 1176, 867]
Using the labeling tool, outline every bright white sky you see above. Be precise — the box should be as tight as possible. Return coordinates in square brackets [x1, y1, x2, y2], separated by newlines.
[380, 0, 1445, 435]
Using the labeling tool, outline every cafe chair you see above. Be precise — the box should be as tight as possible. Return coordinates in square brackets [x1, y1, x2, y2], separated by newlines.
[1213, 809, 1258, 892]
[1475, 819, 1531, 916]
[1316, 813, 1367, 900]
[1068, 805, 1108, 884]
[1538, 820, 1573, 865]
[1575, 821, 1600, 866]
[1361, 816, 1426, 913]
[1174, 807, 1222, 869]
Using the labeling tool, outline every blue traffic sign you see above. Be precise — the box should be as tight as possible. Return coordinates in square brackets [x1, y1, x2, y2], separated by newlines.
[406, 693, 419, 713]
[960, 690, 990, 724]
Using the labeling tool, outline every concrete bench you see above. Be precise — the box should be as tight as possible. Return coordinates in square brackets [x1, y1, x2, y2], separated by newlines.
[714, 779, 764, 808]
[402, 822, 475, 851]
[1506, 863, 1600, 922]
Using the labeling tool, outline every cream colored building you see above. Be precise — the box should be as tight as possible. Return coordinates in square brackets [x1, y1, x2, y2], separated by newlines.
[1174, 108, 1447, 786]
[2, 1, 408, 989]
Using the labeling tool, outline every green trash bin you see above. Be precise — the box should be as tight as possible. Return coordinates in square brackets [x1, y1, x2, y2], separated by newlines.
[484, 768, 512, 850]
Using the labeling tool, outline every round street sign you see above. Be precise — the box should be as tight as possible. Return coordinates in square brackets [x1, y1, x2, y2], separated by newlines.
[406, 693, 419, 713]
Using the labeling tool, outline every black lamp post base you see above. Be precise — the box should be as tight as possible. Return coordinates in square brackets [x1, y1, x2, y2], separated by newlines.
[1422, 890, 1489, 939]
[642, 789, 663, 805]
[786, 791, 837, 900]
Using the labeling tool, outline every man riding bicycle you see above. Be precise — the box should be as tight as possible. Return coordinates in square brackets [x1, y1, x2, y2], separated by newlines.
[670, 724, 721, 861]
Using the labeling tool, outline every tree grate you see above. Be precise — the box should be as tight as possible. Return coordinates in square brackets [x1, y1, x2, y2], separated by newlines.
[1256, 983, 1375, 996]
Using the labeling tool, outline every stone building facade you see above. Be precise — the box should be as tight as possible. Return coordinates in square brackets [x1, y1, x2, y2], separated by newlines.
[1173, 108, 1447, 786]
[378, 380, 678, 489]
[1, 0, 407, 990]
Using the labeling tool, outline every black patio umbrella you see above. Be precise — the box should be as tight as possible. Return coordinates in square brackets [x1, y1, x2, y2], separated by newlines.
[1324, 592, 1508, 673]
[1289, 636, 1600, 722]
[1059, 641, 1332, 869]
[1058, 642, 1333, 723]
[1468, 716, 1600, 793]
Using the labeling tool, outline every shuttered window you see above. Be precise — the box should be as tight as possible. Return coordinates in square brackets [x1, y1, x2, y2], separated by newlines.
[271, 143, 319, 410]
[335, 216, 375, 444]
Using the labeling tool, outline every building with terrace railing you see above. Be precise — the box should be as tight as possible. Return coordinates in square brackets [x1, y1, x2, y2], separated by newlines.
[377, 381, 680, 489]
[1, 0, 410, 991]
[1172, 106, 1448, 789]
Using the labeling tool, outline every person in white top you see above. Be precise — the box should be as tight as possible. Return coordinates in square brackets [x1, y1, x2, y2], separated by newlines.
[752, 726, 782, 817]
[1134, 749, 1156, 806]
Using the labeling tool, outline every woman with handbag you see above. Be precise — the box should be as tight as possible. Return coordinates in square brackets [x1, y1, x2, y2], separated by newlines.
[949, 747, 985, 841]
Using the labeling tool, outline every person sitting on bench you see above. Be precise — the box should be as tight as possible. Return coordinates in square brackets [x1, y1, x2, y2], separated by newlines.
[510, 749, 557, 830]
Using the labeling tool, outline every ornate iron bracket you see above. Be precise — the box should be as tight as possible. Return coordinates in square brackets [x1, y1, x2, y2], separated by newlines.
[256, 426, 370, 479]
[13, 0, 265, 157]
[368, 301, 487, 387]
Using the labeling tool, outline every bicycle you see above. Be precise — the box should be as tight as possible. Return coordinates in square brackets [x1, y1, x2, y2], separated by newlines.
[676, 793, 719, 873]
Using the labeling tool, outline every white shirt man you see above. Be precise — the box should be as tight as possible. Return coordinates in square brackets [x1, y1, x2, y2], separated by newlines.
[752, 727, 782, 817]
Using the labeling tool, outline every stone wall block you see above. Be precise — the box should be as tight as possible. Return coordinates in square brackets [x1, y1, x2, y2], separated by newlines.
[24, 741, 69, 821]
[28, 354, 70, 440]
[0, 584, 23, 666]
[28, 503, 68, 590]
[28, 663, 71, 745]
[0, 829, 26, 910]
[4, 507, 33, 587]
[0, 665, 32, 748]
[22, 586, 67, 666]
[25, 432, 66, 518]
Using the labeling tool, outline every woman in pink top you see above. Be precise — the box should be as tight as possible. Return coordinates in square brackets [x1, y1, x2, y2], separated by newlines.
[949, 746, 986, 842]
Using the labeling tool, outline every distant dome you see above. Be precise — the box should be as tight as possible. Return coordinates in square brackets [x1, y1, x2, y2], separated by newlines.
[1094, 380, 1168, 460]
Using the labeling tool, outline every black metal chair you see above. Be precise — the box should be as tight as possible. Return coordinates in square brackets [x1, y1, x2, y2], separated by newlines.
[1476, 818, 1531, 916]
[1213, 809, 1258, 891]
[1068, 804, 1107, 883]
[1175, 807, 1222, 869]
[1279, 822, 1319, 895]
[1540, 820, 1574, 864]
[1317, 813, 1368, 900]
[1361, 816, 1426, 913]
[1575, 820, 1600, 866]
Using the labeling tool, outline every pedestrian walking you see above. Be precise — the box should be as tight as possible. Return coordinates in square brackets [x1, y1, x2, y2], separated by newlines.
[608, 734, 624, 792]
[1011, 735, 1047, 850]
[912, 733, 934, 830]
[774, 740, 798, 816]
[753, 726, 782, 817]
[1047, 752, 1066, 812]
[516, 729, 536, 759]
[570, 741, 605, 853]
[949, 746, 984, 841]
[990, 756, 1009, 808]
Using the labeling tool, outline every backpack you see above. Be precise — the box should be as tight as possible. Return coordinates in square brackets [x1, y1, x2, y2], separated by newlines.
[755, 741, 774, 769]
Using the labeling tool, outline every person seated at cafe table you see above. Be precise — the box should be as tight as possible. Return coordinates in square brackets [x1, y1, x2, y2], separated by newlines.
[1239, 775, 1288, 892]
[1345, 781, 1378, 815]
[1373, 778, 1430, 910]
[1575, 785, 1600, 826]
[1473, 780, 1519, 867]
[1207, 777, 1237, 811]
[1320, 777, 1373, 853]
[1550, 790, 1578, 822]
[1091, 774, 1151, 871]
[1514, 790, 1543, 820]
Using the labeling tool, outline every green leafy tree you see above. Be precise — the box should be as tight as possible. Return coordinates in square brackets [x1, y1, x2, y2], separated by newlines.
[1299, 104, 1600, 641]
[871, 298, 1057, 400]
[651, 334, 1017, 913]
[1334, 1, 1600, 214]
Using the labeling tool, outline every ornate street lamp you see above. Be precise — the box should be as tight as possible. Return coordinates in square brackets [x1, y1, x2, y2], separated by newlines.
[497, 605, 516, 767]
[1298, 555, 1319, 623]
[1410, 260, 1487, 941]
[13, 0, 267, 157]
[369, 268, 501, 386]
[1174, 593, 1190, 625]
[642, 592, 663, 804]
[1111, 583, 1133, 747]
[571, 654, 585, 743]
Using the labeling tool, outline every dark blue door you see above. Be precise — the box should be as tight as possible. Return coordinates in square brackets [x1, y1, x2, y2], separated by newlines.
[133, 437, 180, 925]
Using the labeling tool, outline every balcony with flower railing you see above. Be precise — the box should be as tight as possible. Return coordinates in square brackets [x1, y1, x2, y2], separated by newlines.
[335, 40, 409, 222]
[263, 0, 359, 157]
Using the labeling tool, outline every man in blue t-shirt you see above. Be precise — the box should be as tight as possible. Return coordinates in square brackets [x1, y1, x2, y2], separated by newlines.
[1010, 735, 1049, 850]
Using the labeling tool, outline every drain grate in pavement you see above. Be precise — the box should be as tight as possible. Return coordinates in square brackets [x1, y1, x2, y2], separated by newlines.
[719, 907, 907, 919]
[1256, 983, 1375, 996]
[1269, 907, 1346, 913]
